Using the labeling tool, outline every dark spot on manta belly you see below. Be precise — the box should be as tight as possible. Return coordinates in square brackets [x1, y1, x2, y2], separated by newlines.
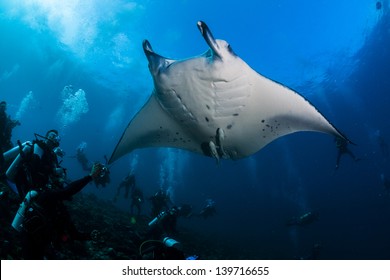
[233, 113, 239, 116]
[205, 117, 209, 122]
[227, 124, 232, 129]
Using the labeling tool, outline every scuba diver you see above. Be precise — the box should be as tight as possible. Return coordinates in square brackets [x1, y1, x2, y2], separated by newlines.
[334, 136, 360, 169]
[148, 206, 181, 237]
[75, 142, 92, 172]
[13, 162, 105, 259]
[145, 206, 184, 260]
[149, 188, 171, 217]
[130, 186, 144, 216]
[147, 205, 195, 239]
[287, 211, 319, 226]
[197, 199, 216, 219]
[92, 155, 110, 188]
[5, 129, 63, 199]
[141, 205, 194, 260]
[113, 172, 136, 202]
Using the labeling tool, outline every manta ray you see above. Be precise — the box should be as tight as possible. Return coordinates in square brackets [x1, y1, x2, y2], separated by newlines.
[109, 21, 346, 164]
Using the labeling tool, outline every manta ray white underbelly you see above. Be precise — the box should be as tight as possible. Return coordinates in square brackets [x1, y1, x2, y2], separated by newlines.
[108, 21, 346, 164]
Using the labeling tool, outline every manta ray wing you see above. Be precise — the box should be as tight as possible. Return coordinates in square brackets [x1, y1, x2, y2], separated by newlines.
[109, 94, 202, 163]
[217, 65, 344, 158]
[109, 21, 346, 164]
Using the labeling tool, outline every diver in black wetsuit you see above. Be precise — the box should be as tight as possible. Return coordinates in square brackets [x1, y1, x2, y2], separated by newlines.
[142, 205, 195, 260]
[76, 145, 91, 172]
[9, 129, 62, 199]
[149, 189, 171, 217]
[113, 172, 136, 202]
[130, 186, 143, 216]
[15, 162, 104, 259]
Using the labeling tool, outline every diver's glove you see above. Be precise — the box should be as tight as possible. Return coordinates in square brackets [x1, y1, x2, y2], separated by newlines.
[89, 162, 105, 179]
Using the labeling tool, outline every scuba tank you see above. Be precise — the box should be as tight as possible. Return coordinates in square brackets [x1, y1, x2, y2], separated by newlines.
[5, 142, 32, 184]
[12, 190, 38, 232]
[162, 237, 182, 250]
[33, 142, 44, 159]
[148, 211, 168, 227]
[139, 237, 184, 259]
[148, 207, 180, 227]
[2, 141, 31, 162]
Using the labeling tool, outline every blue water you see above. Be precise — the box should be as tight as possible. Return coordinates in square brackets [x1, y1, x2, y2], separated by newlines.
[1, 0, 389, 259]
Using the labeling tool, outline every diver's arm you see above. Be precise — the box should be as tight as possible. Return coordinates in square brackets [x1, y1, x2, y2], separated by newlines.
[51, 162, 104, 200]
[50, 175, 93, 200]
